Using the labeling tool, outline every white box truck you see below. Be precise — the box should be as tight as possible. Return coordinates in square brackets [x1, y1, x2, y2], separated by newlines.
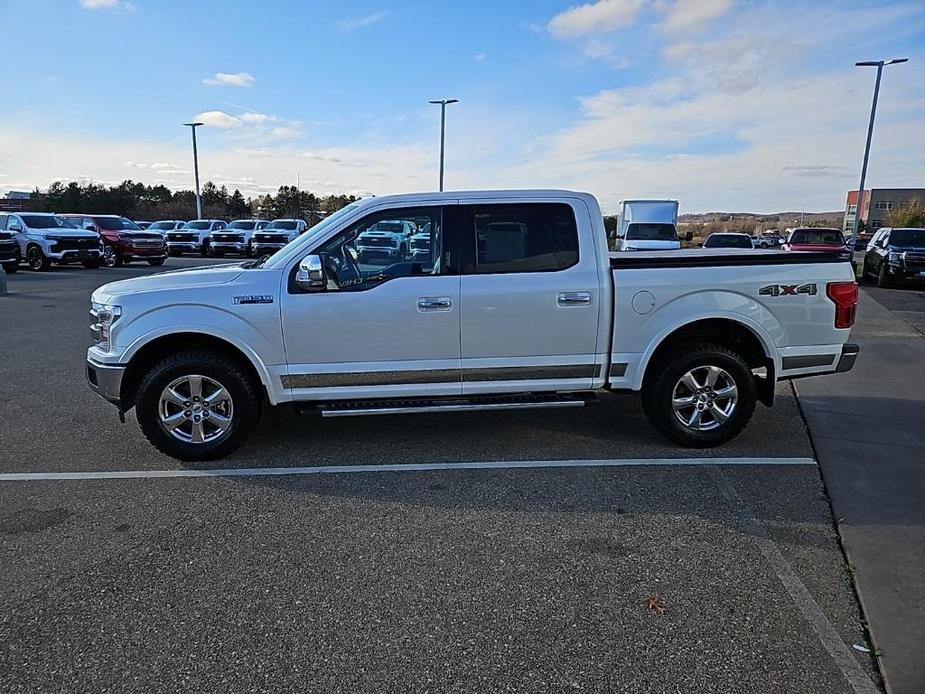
[614, 199, 688, 251]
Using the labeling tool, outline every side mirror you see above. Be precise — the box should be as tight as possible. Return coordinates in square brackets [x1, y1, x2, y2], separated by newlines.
[685, 231, 694, 242]
[296, 254, 325, 292]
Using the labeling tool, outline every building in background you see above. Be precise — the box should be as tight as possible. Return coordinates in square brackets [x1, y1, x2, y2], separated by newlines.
[844, 188, 925, 234]
[0, 190, 34, 212]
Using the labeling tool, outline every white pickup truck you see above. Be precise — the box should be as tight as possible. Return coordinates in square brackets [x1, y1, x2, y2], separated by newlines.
[86, 190, 859, 461]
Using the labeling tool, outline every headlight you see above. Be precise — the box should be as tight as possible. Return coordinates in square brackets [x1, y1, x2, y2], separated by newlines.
[90, 302, 122, 351]
[888, 251, 903, 264]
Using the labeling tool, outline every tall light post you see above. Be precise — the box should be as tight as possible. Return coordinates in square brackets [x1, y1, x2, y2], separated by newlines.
[182, 122, 204, 219]
[851, 58, 908, 238]
[428, 99, 458, 191]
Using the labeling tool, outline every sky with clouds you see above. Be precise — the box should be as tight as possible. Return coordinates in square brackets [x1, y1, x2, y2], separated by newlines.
[0, 0, 922, 213]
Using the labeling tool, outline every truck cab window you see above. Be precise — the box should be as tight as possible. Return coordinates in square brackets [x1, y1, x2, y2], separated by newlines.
[468, 203, 578, 274]
[314, 207, 444, 291]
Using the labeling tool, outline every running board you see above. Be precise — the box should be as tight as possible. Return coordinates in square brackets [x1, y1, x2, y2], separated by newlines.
[313, 394, 593, 418]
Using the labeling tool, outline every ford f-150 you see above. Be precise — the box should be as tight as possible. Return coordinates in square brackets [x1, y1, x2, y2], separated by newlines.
[86, 190, 859, 461]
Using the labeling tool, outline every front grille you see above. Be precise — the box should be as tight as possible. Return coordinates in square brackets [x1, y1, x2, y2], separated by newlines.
[213, 233, 245, 243]
[411, 239, 430, 250]
[905, 253, 925, 270]
[254, 234, 286, 244]
[168, 233, 198, 242]
[361, 237, 392, 247]
[50, 237, 98, 251]
[0, 232, 11, 241]
[131, 238, 165, 249]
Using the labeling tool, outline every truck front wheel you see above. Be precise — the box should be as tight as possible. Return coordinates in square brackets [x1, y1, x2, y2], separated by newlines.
[641, 343, 757, 448]
[135, 350, 262, 461]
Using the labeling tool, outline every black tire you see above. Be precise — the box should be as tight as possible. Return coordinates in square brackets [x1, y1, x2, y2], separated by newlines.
[876, 261, 891, 288]
[399, 244, 407, 259]
[641, 343, 757, 448]
[147, 258, 166, 266]
[135, 350, 262, 462]
[200, 241, 210, 258]
[101, 244, 121, 268]
[82, 258, 102, 269]
[168, 249, 182, 257]
[212, 249, 224, 258]
[27, 246, 51, 271]
[3, 261, 17, 274]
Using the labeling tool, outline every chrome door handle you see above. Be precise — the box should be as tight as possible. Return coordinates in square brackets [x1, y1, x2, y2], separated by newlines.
[557, 292, 592, 307]
[418, 297, 453, 312]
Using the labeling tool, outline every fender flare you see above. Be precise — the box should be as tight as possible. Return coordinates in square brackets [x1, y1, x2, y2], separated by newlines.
[632, 311, 780, 391]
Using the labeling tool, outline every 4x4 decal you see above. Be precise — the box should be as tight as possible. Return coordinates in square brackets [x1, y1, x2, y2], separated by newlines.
[759, 283, 817, 297]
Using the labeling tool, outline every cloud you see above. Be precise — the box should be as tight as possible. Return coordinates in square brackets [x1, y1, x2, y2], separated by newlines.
[194, 111, 242, 128]
[474, 53, 487, 62]
[658, 0, 733, 32]
[78, 0, 134, 11]
[202, 72, 256, 88]
[547, 0, 645, 39]
[301, 152, 342, 163]
[781, 164, 851, 178]
[336, 11, 387, 32]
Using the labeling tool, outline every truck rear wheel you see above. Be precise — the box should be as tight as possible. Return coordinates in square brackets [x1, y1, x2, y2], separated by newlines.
[135, 350, 262, 461]
[641, 343, 756, 448]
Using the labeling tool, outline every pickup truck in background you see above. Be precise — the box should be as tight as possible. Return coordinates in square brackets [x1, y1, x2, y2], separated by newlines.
[210, 219, 270, 257]
[86, 189, 859, 461]
[613, 199, 689, 251]
[356, 219, 415, 262]
[167, 220, 227, 257]
[250, 219, 308, 256]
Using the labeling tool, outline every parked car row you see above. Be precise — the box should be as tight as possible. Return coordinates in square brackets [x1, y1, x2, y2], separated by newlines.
[0, 212, 311, 272]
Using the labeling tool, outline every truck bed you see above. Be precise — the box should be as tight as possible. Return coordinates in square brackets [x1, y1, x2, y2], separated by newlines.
[610, 249, 848, 269]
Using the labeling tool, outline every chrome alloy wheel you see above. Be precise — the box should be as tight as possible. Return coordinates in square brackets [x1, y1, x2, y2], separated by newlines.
[671, 365, 738, 432]
[158, 374, 234, 444]
[102, 244, 117, 268]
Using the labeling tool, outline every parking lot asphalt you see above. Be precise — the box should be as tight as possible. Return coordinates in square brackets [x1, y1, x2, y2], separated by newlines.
[0, 259, 880, 693]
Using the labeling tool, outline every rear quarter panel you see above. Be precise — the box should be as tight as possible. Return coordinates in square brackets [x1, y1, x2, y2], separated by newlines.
[610, 260, 856, 389]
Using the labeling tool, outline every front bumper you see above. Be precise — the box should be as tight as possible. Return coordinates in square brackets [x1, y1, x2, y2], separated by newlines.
[86, 357, 126, 407]
[252, 242, 287, 254]
[835, 343, 859, 373]
[167, 242, 203, 253]
[49, 249, 102, 263]
[211, 242, 249, 254]
[358, 247, 401, 260]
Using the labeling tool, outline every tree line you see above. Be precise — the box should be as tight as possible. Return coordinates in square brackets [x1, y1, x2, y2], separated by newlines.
[29, 180, 359, 222]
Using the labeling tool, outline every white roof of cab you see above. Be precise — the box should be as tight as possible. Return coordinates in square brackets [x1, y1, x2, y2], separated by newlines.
[354, 189, 595, 208]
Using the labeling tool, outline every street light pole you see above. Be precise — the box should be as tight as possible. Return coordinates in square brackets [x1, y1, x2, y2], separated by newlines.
[183, 122, 205, 219]
[428, 99, 458, 191]
[852, 58, 908, 239]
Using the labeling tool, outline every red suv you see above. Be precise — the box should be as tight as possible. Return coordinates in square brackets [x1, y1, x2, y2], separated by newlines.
[63, 215, 167, 268]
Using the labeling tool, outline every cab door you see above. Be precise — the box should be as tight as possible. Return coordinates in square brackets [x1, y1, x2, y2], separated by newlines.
[280, 203, 462, 401]
[451, 199, 605, 394]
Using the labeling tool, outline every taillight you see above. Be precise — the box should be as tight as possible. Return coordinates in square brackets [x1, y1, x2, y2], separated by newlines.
[826, 281, 858, 329]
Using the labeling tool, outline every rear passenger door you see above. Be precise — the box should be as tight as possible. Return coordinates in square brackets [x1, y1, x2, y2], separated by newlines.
[453, 200, 603, 394]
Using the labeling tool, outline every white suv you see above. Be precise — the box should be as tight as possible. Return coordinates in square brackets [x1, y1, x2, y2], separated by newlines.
[166, 220, 226, 257]
[1, 212, 103, 271]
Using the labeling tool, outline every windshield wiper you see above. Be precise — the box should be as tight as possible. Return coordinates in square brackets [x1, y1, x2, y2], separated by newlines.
[243, 254, 270, 269]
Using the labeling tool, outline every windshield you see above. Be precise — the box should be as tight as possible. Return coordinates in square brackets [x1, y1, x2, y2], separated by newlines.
[149, 221, 178, 230]
[890, 229, 925, 247]
[229, 221, 257, 230]
[184, 221, 212, 230]
[267, 220, 298, 231]
[705, 234, 752, 249]
[789, 229, 845, 245]
[260, 204, 359, 269]
[120, 218, 141, 230]
[21, 215, 77, 229]
[626, 223, 678, 241]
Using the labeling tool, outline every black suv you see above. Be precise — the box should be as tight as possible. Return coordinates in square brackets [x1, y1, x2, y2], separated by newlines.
[862, 227, 925, 287]
[0, 228, 18, 273]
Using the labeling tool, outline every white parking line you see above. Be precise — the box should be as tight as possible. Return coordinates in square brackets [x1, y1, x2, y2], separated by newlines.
[0, 457, 815, 481]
